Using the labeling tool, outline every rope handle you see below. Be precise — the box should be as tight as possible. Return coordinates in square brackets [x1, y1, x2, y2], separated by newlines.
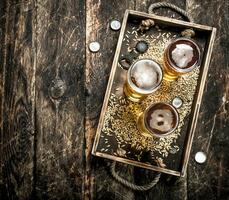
[148, 2, 193, 22]
[148, 2, 195, 37]
[111, 161, 161, 191]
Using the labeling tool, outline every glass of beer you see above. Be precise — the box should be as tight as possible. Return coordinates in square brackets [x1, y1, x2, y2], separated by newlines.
[137, 102, 179, 137]
[163, 37, 201, 81]
[123, 59, 163, 102]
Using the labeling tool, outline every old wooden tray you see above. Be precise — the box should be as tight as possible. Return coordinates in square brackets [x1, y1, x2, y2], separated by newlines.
[92, 10, 216, 176]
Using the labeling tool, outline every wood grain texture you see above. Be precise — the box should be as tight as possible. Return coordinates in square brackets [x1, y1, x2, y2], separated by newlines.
[186, 0, 229, 199]
[85, 1, 136, 199]
[0, 0, 6, 196]
[35, 0, 85, 199]
[1, 0, 36, 199]
[0, 0, 228, 199]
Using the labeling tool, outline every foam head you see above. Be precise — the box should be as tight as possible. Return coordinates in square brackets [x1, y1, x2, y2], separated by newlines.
[171, 44, 194, 68]
[129, 59, 162, 93]
[145, 103, 178, 135]
[167, 38, 200, 70]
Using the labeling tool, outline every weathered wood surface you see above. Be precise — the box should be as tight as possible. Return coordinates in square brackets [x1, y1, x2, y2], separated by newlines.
[35, 0, 85, 199]
[1, 1, 36, 199]
[0, 0, 228, 200]
[187, 1, 229, 199]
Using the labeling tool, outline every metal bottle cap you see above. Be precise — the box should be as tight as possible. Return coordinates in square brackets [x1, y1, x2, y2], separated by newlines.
[89, 41, 100, 52]
[135, 41, 149, 54]
[195, 151, 207, 164]
[172, 97, 183, 108]
[110, 20, 121, 31]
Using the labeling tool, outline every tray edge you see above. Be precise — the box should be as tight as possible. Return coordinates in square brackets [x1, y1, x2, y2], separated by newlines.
[92, 9, 217, 177]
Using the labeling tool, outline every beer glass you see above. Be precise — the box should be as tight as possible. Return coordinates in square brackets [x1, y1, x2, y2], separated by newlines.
[163, 37, 201, 81]
[123, 59, 163, 102]
[137, 102, 179, 137]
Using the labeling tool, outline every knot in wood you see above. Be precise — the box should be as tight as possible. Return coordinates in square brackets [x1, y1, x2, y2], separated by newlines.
[49, 78, 66, 100]
[16, 111, 29, 132]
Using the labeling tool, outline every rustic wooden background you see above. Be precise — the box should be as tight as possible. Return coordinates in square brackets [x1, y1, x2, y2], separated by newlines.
[0, 0, 228, 199]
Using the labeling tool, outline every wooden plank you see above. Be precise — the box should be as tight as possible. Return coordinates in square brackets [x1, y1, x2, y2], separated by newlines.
[35, 0, 85, 199]
[133, 1, 188, 199]
[85, 1, 135, 199]
[186, 0, 229, 199]
[0, 0, 227, 199]
[0, 0, 6, 195]
[0, 0, 36, 199]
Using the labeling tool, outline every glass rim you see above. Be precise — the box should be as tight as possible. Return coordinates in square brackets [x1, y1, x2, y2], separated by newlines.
[165, 37, 201, 73]
[143, 102, 179, 137]
[127, 58, 163, 95]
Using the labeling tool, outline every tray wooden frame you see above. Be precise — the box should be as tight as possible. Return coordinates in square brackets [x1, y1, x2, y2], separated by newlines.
[92, 10, 217, 177]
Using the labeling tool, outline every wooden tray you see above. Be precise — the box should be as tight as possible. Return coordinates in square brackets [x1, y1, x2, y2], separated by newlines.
[92, 10, 216, 176]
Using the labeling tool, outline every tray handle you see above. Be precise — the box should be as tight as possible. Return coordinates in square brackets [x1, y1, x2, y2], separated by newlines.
[111, 161, 161, 191]
[148, 2, 195, 37]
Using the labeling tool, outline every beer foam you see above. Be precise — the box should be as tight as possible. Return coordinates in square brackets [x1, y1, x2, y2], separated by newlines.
[171, 44, 194, 68]
[149, 109, 174, 132]
[131, 62, 158, 89]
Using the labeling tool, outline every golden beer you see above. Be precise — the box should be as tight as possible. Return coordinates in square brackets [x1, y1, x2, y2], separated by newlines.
[137, 103, 179, 137]
[123, 59, 163, 102]
[163, 37, 201, 81]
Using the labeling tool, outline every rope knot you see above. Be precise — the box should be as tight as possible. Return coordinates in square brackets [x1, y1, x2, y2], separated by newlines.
[181, 29, 195, 38]
[139, 19, 155, 32]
